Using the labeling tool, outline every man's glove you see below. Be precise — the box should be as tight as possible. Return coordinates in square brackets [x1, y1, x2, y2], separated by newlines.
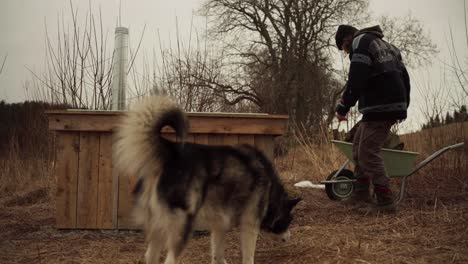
[335, 99, 350, 117]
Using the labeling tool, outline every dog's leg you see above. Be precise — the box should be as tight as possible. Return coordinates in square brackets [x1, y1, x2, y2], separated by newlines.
[163, 213, 193, 264]
[163, 233, 188, 264]
[145, 239, 163, 264]
[240, 224, 259, 264]
[210, 227, 228, 264]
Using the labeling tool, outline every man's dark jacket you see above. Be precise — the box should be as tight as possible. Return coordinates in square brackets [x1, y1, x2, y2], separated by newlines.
[336, 26, 411, 121]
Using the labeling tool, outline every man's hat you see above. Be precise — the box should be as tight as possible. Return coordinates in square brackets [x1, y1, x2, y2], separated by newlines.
[335, 25, 358, 50]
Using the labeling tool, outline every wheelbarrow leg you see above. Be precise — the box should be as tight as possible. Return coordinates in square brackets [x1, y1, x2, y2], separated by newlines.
[332, 159, 351, 179]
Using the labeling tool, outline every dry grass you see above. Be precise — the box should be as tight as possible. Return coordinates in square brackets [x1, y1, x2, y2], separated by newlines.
[0, 122, 467, 263]
[0, 148, 55, 195]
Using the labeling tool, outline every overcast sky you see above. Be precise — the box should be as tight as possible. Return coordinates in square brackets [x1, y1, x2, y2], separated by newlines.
[1, 0, 467, 131]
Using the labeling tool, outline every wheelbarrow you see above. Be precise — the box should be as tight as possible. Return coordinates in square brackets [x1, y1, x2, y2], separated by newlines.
[320, 140, 465, 206]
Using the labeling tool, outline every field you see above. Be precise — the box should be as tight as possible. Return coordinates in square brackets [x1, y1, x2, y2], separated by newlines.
[1, 117, 467, 263]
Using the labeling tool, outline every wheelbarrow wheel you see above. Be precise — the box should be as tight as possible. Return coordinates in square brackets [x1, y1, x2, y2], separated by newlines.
[325, 169, 355, 200]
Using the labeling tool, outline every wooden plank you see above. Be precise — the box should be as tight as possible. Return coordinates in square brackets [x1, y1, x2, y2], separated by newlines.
[238, 135, 255, 146]
[47, 112, 288, 135]
[254, 136, 275, 161]
[46, 110, 287, 119]
[185, 134, 195, 143]
[76, 132, 100, 229]
[186, 116, 287, 135]
[194, 134, 209, 145]
[48, 114, 121, 132]
[97, 133, 113, 229]
[112, 157, 120, 229]
[207, 134, 224, 145]
[223, 134, 238, 146]
[55, 132, 80, 229]
[117, 173, 137, 229]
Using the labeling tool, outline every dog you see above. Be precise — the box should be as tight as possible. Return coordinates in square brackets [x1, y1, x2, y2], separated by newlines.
[114, 95, 301, 264]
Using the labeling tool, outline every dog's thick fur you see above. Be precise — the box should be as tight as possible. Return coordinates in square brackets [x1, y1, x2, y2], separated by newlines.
[114, 96, 300, 264]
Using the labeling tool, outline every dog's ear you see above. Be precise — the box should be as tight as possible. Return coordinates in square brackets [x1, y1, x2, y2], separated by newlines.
[286, 197, 302, 210]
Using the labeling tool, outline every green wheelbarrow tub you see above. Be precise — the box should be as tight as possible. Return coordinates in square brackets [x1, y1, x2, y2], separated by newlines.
[331, 140, 420, 177]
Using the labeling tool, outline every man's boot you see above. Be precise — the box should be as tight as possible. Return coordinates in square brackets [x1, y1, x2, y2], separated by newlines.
[344, 178, 372, 207]
[374, 184, 396, 212]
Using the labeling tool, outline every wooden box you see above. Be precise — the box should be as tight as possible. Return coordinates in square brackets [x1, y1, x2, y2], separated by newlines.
[47, 111, 288, 229]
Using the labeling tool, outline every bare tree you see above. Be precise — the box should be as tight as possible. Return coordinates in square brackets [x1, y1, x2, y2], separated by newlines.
[0, 54, 6, 77]
[199, 0, 370, 131]
[414, 0, 468, 130]
[416, 70, 450, 127]
[445, 0, 468, 107]
[27, 1, 144, 110]
[379, 13, 438, 68]
[26, 1, 114, 109]
[126, 18, 230, 112]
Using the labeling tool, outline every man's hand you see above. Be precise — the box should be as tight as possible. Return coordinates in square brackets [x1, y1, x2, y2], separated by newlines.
[336, 113, 348, 121]
[335, 99, 349, 121]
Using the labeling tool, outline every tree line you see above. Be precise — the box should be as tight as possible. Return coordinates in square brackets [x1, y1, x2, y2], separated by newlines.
[421, 105, 468, 130]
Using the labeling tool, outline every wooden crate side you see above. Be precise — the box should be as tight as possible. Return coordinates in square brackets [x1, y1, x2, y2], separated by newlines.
[97, 133, 114, 229]
[188, 116, 286, 135]
[185, 134, 195, 143]
[238, 135, 255, 146]
[117, 173, 137, 229]
[254, 135, 275, 161]
[207, 134, 224, 145]
[48, 114, 119, 132]
[194, 134, 209, 145]
[55, 132, 80, 229]
[223, 134, 239, 145]
[76, 132, 100, 229]
[112, 165, 120, 229]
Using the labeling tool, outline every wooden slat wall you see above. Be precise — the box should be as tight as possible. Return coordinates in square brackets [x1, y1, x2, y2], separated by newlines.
[50, 112, 286, 229]
[76, 132, 100, 228]
[55, 132, 277, 229]
[194, 134, 209, 145]
[55, 132, 120, 229]
[223, 134, 238, 145]
[208, 134, 224, 145]
[97, 133, 114, 229]
[117, 173, 134, 229]
[55, 132, 80, 229]
[238, 135, 255, 145]
[254, 135, 275, 160]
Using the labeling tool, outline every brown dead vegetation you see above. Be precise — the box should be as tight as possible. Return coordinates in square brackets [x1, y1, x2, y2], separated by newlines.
[0, 108, 466, 263]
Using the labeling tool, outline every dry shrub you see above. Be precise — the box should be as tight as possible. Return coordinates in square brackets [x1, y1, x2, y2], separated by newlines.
[0, 101, 61, 198]
[275, 124, 349, 184]
[0, 135, 55, 197]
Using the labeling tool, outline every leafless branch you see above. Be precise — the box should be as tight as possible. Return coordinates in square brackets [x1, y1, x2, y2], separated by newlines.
[0, 54, 7, 76]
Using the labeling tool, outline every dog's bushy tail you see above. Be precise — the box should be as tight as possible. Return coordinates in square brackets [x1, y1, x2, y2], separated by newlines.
[114, 95, 188, 178]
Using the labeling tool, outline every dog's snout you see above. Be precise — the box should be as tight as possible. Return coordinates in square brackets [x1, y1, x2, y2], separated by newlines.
[281, 230, 291, 242]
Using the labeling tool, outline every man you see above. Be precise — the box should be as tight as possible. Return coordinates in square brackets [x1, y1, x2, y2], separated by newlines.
[334, 25, 411, 211]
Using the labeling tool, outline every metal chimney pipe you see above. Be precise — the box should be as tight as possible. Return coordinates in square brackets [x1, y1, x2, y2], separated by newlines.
[112, 27, 129, 110]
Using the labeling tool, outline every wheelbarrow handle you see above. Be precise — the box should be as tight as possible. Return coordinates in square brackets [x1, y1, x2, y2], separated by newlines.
[396, 142, 465, 206]
[409, 142, 464, 176]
